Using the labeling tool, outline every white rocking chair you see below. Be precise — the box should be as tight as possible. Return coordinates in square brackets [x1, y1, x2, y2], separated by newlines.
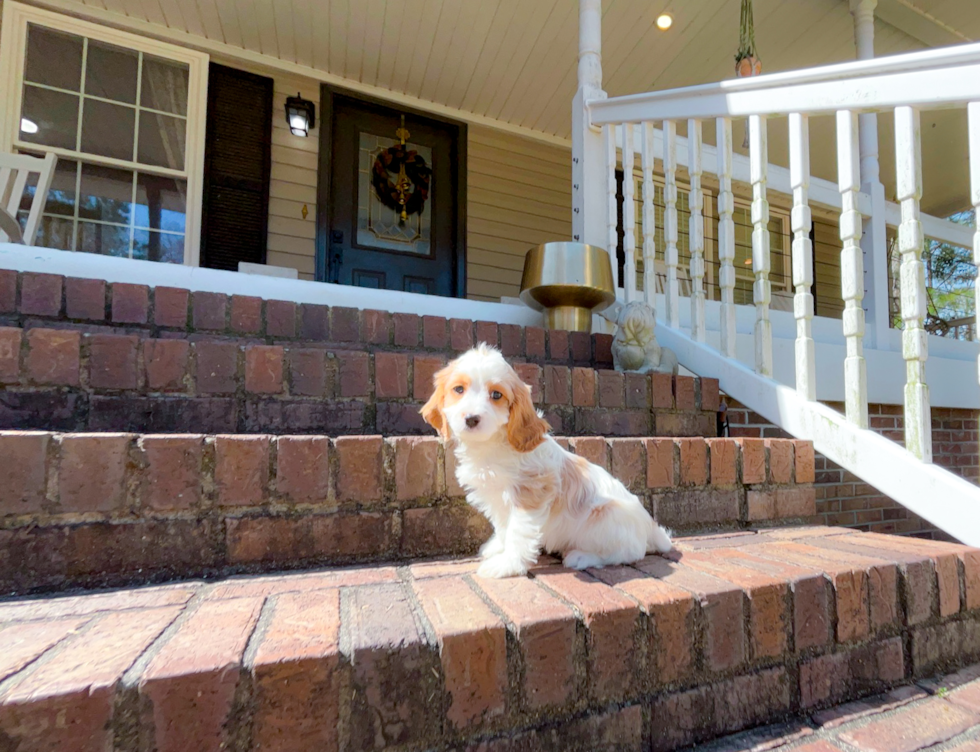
[0, 152, 58, 245]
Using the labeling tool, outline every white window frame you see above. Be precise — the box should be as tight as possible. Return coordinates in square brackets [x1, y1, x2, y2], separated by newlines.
[0, 1, 209, 266]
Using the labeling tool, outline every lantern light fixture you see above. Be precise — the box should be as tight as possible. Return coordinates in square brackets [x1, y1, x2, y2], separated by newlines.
[656, 13, 673, 30]
[285, 93, 316, 137]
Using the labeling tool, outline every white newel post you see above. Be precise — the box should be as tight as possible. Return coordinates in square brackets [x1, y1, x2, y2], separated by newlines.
[850, 0, 889, 349]
[572, 0, 607, 250]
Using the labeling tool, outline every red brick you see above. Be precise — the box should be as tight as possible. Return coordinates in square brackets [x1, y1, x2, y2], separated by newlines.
[215, 435, 270, 506]
[338, 350, 369, 397]
[194, 341, 239, 394]
[700, 377, 720, 411]
[569, 330, 591, 361]
[598, 369, 624, 408]
[245, 345, 284, 394]
[570, 436, 608, 469]
[346, 583, 440, 749]
[499, 324, 522, 356]
[299, 304, 329, 339]
[738, 438, 767, 484]
[0, 327, 21, 383]
[154, 286, 189, 327]
[475, 320, 498, 348]
[375, 351, 408, 399]
[450, 318, 474, 351]
[525, 326, 546, 358]
[0, 431, 49, 514]
[225, 513, 392, 564]
[355, 309, 387, 344]
[144, 339, 189, 391]
[413, 577, 507, 728]
[777, 487, 817, 518]
[548, 329, 569, 360]
[111, 282, 149, 323]
[646, 438, 676, 488]
[140, 434, 203, 511]
[475, 577, 577, 709]
[651, 372, 673, 408]
[838, 697, 979, 752]
[330, 306, 359, 342]
[0, 617, 89, 681]
[678, 438, 708, 486]
[27, 328, 79, 385]
[748, 490, 777, 521]
[706, 439, 737, 486]
[89, 333, 138, 389]
[514, 363, 542, 403]
[392, 312, 420, 347]
[141, 598, 263, 752]
[413, 355, 446, 401]
[276, 436, 330, 504]
[250, 590, 341, 752]
[266, 299, 296, 337]
[795, 440, 816, 483]
[591, 565, 696, 685]
[288, 348, 327, 397]
[535, 568, 639, 701]
[674, 375, 696, 409]
[0, 608, 178, 752]
[948, 680, 980, 715]
[192, 291, 228, 330]
[19, 272, 62, 316]
[625, 372, 649, 408]
[572, 367, 595, 406]
[637, 557, 746, 673]
[543, 365, 570, 404]
[335, 436, 383, 503]
[767, 439, 794, 483]
[59, 433, 130, 513]
[401, 504, 492, 558]
[445, 445, 466, 496]
[65, 277, 105, 320]
[610, 438, 646, 490]
[391, 436, 439, 501]
[0, 270, 15, 313]
[229, 295, 262, 333]
[423, 315, 448, 348]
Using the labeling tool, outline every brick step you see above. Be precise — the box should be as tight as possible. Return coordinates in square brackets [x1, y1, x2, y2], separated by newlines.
[0, 320, 719, 436]
[0, 526, 977, 751]
[0, 431, 813, 594]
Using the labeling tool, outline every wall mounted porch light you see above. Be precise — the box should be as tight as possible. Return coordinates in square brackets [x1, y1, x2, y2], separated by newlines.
[285, 93, 316, 137]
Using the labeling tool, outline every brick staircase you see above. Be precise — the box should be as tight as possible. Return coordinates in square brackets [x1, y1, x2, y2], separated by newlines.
[1, 270, 979, 751]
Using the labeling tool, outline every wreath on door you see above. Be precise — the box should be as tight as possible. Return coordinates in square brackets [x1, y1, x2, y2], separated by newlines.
[371, 143, 431, 220]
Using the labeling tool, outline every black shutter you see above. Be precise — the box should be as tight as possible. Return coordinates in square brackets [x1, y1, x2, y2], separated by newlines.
[200, 64, 273, 271]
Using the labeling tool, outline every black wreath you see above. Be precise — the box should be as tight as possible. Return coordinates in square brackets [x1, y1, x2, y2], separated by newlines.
[371, 144, 431, 218]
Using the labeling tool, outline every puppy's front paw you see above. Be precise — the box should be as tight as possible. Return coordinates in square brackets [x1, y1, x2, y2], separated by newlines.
[477, 554, 527, 579]
[479, 534, 505, 560]
[563, 550, 602, 570]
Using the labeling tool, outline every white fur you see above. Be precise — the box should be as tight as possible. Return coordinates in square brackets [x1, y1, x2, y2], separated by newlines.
[426, 345, 673, 579]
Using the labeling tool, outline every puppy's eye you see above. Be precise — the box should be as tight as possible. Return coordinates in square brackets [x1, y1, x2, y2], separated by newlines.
[490, 390, 503, 400]
[453, 385, 465, 394]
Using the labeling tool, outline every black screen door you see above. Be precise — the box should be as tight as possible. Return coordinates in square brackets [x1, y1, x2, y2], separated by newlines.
[317, 88, 466, 297]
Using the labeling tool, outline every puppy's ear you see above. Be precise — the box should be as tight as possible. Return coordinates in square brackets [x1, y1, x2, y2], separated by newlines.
[506, 376, 550, 453]
[420, 365, 451, 439]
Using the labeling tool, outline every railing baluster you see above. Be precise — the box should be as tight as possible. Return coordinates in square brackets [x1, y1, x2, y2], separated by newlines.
[716, 117, 736, 358]
[836, 110, 869, 428]
[688, 119, 705, 341]
[969, 103, 980, 379]
[663, 120, 680, 327]
[895, 105, 932, 462]
[749, 115, 773, 376]
[789, 113, 816, 401]
[641, 121, 657, 307]
[622, 123, 637, 302]
[605, 123, 618, 292]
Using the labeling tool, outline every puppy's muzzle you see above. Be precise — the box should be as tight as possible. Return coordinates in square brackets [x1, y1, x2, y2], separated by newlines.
[465, 415, 481, 428]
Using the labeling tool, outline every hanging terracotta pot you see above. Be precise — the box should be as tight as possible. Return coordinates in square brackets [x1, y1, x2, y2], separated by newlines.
[736, 55, 762, 78]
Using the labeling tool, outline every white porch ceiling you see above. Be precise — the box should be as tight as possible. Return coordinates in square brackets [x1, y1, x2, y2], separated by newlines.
[34, 0, 979, 215]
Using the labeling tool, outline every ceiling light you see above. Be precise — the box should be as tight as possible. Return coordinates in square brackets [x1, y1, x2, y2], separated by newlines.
[656, 13, 673, 30]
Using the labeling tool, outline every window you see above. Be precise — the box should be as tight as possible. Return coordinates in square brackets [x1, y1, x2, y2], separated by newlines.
[0, 2, 208, 264]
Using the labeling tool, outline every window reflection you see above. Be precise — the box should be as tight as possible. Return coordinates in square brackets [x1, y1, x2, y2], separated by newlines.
[78, 163, 133, 226]
[25, 25, 82, 91]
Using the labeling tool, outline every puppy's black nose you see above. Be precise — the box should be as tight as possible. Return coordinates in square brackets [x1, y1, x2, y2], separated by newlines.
[465, 415, 481, 428]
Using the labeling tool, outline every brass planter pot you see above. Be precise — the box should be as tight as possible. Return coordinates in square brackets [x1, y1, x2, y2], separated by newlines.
[519, 242, 616, 333]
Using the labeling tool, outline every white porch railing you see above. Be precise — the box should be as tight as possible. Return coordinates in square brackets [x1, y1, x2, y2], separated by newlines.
[583, 42, 980, 546]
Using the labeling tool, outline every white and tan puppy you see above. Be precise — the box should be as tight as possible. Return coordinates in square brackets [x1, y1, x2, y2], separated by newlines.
[421, 344, 672, 579]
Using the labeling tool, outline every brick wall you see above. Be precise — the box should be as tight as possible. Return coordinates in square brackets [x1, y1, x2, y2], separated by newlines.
[0, 431, 813, 593]
[724, 397, 978, 541]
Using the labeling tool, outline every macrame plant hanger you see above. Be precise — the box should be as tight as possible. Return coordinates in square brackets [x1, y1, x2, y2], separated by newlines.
[735, 0, 761, 148]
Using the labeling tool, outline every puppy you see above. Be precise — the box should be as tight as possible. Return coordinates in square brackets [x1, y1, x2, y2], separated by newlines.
[421, 343, 672, 579]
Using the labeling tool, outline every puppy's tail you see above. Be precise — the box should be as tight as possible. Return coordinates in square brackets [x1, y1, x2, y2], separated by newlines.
[647, 520, 673, 554]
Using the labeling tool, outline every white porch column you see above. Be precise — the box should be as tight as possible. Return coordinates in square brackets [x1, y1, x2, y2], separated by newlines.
[572, 0, 608, 249]
[850, 0, 890, 348]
